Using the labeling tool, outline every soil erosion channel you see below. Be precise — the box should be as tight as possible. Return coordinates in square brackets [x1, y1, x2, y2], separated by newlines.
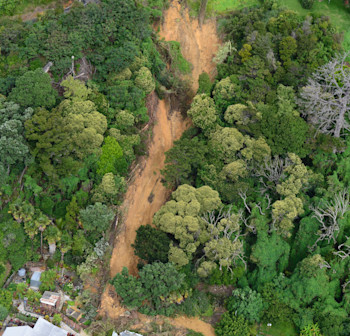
[100, 2, 219, 335]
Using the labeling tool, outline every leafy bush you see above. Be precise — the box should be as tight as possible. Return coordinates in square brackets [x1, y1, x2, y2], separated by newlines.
[215, 313, 249, 336]
[132, 225, 171, 264]
[300, 0, 314, 9]
[227, 287, 264, 323]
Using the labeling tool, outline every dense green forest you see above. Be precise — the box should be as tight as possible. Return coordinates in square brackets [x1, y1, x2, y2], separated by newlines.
[113, 1, 350, 336]
[1, 0, 350, 335]
[0, 0, 173, 323]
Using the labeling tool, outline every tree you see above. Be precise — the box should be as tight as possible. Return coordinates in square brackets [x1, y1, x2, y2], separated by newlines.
[153, 184, 222, 267]
[132, 225, 171, 264]
[97, 136, 126, 176]
[187, 94, 217, 132]
[52, 314, 62, 326]
[0, 289, 12, 311]
[197, 72, 212, 95]
[227, 287, 264, 323]
[250, 232, 290, 287]
[0, 100, 33, 172]
[161, 129, 208, 188]
[112, 267, 147, 309]
[215, 313, 249, 336]
[39, 270, 57, 292]
[59, 232, 72, 276]
[44, 225, 61, 256]
[8, 69, 57, 108]
[209, 127, 244, 163]
[80, 202, 114, 239]
[0, 305, 8, 321]
[92, 173, 126, 204]
[300, 323, 322, 336]
[138, 262, 185, 310]
[134, 67, 155, 95]
[25, 80, 107, 178]
[299, 53, 350, 138]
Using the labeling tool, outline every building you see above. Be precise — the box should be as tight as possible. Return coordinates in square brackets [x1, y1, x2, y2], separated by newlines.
[40, 291, 61, 311]
[30, 272, 41, 290]
[3, 317, 67, 336]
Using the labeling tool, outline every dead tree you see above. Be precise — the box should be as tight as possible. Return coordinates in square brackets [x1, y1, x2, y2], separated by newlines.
[251, 155, 293, 191]
[310, 189, 350, 250]
[299, 52, 350, 138]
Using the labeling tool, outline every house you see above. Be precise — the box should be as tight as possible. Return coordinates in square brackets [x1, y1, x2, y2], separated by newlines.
[30, 272, 41, 290]
[3, 317, 67, 336]
[40, 291, 61, 311]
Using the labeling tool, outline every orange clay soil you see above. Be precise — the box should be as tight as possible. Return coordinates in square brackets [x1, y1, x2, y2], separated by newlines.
[100, 2, 219, 335]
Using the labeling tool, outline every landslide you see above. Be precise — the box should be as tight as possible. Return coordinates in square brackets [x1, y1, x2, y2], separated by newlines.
[100, 2, 219, 335]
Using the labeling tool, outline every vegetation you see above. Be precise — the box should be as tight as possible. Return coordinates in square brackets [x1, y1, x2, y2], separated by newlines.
[1, 1, 350, 336]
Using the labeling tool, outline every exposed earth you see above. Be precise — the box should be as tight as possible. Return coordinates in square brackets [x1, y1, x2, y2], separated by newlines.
[100, 2, 220, 335]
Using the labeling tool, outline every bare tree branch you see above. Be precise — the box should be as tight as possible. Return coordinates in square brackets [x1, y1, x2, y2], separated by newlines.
[299, 52, 350, 138]
[310, 190, 350, 251]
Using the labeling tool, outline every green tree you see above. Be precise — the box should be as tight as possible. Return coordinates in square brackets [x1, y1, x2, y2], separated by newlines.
[153, 184, 222, 267]
[0, 305, 8, 321]
[187, 94, 217, 132]
[52, 314, 62, 326]
[9, 69, 57, 108]
[138, 262, 185, 310]
[39, 269, 57, 292]
[80, 202, 114, 239]
[250, 232, 290, 287]
[0, 100, 33, 172]
[44, 225, 61, 256]
[197, 72, 212, 95]
[300, 323, 322, 336]
[97, 136, 126, 176]
[0, 289, 12, 311]
[25, 82, 107, 178]
[112, 267, 146, 309]
[132, 225, 170, 264]
[215, 313, 249, 336]
[209, 127, 245, 163]
[134, 67, 155, 95]
[227, 287, 264, 323]
[92, 173, 126, 204]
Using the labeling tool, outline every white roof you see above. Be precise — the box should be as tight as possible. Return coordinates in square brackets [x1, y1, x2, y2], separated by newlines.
[4, 318, 67, 336]
[120, 331, 143, 336]
[3, 326, 34, 336]
[33, 318, 67, 336]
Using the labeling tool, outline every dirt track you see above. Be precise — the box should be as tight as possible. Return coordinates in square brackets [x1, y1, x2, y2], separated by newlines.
[100, 2, 219, 335]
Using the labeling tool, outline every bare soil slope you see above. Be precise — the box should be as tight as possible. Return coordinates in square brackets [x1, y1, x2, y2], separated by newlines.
[100, 2, 219, 335]
[161, 1, 219, 90]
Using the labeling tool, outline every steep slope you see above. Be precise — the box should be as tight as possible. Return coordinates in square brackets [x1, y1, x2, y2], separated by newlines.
[100, 2, 219, 335]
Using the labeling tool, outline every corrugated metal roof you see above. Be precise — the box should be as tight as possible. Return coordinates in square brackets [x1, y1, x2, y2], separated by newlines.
[4, 318, 67, 336]
[33, 318, 67, 336]
[3, 326, 34, 336]
[31, 271, 42, 281]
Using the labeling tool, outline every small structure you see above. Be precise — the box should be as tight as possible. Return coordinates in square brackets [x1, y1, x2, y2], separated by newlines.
[3, 317, 67, 336]
[30, 272, 41, 290]
[40, 291, 61, 311]
[18, 268, 26, 277]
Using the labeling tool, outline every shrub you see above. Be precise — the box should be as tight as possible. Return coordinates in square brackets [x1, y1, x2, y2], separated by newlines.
[197, 72, 212, 95]
[227, 287, 264, 323]
[300, 0, 314, 9]
[215, 313, 249, 336]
